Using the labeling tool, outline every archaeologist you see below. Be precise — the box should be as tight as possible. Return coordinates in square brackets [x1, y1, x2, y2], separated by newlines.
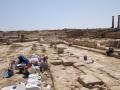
[41, 55, 48, 63]
[17, 64, 26, 74]
[23, 67, 30, 78]
[106, 47, 114, 56]
[16, 55, 30, 73]
[9, 60, 16, 71]
[39, 55, 48, 73]
[40, 61, 48, 73]
[18, 55, 29, 65]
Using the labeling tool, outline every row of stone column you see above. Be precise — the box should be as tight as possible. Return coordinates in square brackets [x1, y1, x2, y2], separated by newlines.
[112, 15, 120, 29]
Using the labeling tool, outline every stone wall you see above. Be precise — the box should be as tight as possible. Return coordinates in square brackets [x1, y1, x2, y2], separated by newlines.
[105, 40, 120, 49]
[105, 32, 120, 39]
[73, 40, 97, 48]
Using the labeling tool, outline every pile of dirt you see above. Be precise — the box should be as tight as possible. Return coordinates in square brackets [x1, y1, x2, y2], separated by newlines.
[10, 43, 24, 49]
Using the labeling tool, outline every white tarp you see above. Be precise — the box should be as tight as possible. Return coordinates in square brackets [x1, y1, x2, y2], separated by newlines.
[16, 83, 26, 90]
[26, 85, 40, 90]
[1, 86, 14, 90]
[26, 74, 41, 90]
[1, 83, 26, 90]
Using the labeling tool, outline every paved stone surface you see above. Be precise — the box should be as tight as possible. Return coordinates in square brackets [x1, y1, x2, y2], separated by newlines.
[73, 62, 84, 68]
[50, 60, 62, 65]
[78, 74, 103, 87]
[62, 58, 73, 66]
[46, 44, 120, 90]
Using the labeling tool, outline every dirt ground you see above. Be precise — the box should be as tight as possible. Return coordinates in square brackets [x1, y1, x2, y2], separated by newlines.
[0, 41, 120, 90]
[0, 42, 34, 89]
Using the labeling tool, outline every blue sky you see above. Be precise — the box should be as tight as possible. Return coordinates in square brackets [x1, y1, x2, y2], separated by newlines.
[0, 0, 120, 31]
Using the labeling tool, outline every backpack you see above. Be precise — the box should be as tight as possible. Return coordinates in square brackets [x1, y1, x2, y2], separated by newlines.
[3, 69, 13, 78]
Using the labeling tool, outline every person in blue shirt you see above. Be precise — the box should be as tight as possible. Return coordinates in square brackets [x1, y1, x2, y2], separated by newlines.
[18, 55, 29, 65]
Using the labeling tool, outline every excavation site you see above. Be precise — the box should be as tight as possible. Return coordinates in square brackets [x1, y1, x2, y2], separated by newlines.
[0, 20, 120, 90]
[0, 0, 120, 90]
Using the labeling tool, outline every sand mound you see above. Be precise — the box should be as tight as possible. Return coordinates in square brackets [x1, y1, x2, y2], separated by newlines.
[10, 43, 23, 49]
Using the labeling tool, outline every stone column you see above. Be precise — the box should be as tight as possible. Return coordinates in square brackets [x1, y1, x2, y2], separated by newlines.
[117, 15, 120, 29]
[112, 16, 114, 28]
[20, 34, 25, 42]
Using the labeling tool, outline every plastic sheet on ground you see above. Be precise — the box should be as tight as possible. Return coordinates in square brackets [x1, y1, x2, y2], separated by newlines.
[26, 73, 41, 90]
[1, 86, 14, 90]
[1, 82, 26, 90]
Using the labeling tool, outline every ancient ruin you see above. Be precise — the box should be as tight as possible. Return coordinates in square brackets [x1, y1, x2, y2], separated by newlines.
[0, 24, 120, 90]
